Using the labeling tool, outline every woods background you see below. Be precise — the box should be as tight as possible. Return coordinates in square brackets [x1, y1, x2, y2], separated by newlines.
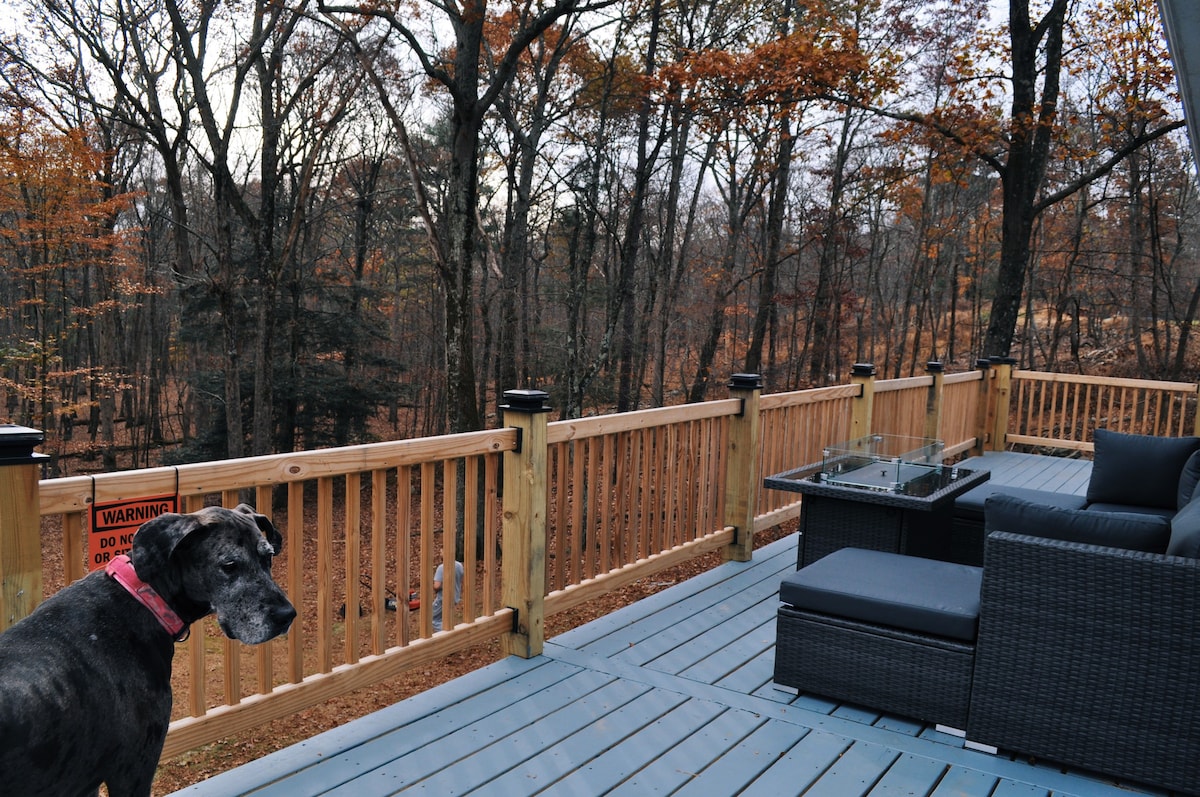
[0, 0, 1195, 474]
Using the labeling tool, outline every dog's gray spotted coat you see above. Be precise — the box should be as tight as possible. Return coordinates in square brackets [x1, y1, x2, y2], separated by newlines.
[0, 504, 295, 797]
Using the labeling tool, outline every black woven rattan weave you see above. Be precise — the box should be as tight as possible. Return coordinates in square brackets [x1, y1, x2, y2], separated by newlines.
[773, 606, 975, 729]
[968, 532, 1200, 796]
[949, 515, 986, 565]
[796, 499, 909, 566]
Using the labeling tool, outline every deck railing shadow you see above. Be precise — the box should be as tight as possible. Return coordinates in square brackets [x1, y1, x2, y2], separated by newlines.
[1, 358, 1197, 758]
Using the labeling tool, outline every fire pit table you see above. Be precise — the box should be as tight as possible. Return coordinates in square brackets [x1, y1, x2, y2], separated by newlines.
[764, 435, 989, 567]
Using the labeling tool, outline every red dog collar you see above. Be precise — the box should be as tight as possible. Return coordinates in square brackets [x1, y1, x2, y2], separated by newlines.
[106, 554, 188, 641]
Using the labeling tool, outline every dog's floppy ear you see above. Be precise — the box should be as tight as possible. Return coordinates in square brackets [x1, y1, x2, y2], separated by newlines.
[234, 503, 283, 556]
[129, 512, 200, 584]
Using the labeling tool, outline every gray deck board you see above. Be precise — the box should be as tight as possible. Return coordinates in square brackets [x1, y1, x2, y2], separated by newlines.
[957, 451, 1093, 495]
[989, 783, 1047, 797]
[609, 705, 768, 792]
[805, 738, 901, 796]
[732, 729, 851, 795]
[171, 530, 1167, 797]
[869, 753, 950, 795]
[682, 718, 813, 795]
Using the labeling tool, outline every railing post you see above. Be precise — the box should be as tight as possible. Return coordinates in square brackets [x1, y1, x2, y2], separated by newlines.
[723, 373, 762, 563]
[0, 425, 48, 632]
[500, 389, 550, 659]
[972, 359, 993, 455]
[850, 363, 876, 440]
[924, 361, 945, 442]
[989, 356, 1016, 452]
[1193, 382, 1200, 438]
[1190, 384, 1200, 439]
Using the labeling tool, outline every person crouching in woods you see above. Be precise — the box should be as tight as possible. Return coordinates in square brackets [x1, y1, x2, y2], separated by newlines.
[431, 548, 464, 632]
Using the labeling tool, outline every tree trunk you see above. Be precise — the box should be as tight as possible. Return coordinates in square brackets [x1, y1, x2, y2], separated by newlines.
[615, 0, 663, 413]
[982, 0, 1069, 358]
[445, 103, 484, 433]
[747, 118, 793, 378]
[810, 112, 854, 384]
[746, 1, 796, 381]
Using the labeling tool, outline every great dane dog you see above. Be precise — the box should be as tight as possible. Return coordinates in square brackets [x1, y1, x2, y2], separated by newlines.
[0, 503, 296, 797]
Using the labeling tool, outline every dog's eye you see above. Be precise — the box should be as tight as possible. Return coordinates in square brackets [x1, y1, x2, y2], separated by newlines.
[220, 560, 239, 574]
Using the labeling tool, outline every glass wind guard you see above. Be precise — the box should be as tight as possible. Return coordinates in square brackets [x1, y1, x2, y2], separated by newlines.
[819, 434, 945, 493]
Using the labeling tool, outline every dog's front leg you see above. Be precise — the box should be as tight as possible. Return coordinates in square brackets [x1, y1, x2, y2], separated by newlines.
[101, 765, 156, 797]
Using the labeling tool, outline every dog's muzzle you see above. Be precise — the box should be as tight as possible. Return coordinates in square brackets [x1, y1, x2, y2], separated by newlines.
[220, 599, 296, 644]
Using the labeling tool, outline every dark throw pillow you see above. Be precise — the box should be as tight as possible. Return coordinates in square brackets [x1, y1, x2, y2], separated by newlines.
[985, 493, 1171, 554]
[1168, 493, 1200, 558]
[1086, 428, 1200, 510]
[1179, 449, 1200, 510]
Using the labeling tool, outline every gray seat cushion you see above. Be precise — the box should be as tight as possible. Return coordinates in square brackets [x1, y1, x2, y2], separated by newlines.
[779, 548, 982, 642]
[955, 483, 1088, 522]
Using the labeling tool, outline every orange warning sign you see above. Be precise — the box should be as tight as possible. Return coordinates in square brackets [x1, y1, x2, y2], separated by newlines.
[88, 494, 178, 571]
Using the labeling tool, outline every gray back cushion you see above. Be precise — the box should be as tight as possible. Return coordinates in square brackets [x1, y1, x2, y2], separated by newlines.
[1086, 429, 1200, 510]
[985, 493, 1171, 554]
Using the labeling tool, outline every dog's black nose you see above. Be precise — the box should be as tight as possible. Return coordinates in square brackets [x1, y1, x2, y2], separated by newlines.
[273, 603, 297, 630]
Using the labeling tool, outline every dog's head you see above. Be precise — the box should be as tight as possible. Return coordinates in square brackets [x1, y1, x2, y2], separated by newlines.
[129, 504, 296, 644]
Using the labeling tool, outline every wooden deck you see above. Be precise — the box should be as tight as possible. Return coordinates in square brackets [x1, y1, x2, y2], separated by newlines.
[170, 460, 1169, 797]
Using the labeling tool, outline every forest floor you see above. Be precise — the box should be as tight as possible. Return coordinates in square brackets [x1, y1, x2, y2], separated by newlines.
[150, 522, 798, 795]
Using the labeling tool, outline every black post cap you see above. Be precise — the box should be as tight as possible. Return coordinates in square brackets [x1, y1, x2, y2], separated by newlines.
[850, 363, 876, 377]
[0, 424, 47, 466]
[926, 361, 944, 373]
[728, 373, 762, 390]
[500, 389, 551, 413]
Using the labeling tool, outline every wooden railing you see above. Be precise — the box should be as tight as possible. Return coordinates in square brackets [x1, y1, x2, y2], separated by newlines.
[2, 361, 1198, 758]
[1008, 369, 1200, 451]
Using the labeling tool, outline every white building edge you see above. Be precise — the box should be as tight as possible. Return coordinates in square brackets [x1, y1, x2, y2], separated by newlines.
[1159, 0, 1200, 174]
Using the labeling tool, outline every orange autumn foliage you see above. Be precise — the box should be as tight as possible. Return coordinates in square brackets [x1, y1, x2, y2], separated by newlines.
[656, 10, 879, 120]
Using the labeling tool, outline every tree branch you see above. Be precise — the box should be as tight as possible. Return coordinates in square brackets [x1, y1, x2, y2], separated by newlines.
[1035, 118, 1188, 213]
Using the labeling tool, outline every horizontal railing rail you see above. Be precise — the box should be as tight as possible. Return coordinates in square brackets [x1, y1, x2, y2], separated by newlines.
[4, 361, 1198, 760]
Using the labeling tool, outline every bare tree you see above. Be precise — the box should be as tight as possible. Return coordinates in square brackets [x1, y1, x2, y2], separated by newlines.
[319, 0, 617, 431]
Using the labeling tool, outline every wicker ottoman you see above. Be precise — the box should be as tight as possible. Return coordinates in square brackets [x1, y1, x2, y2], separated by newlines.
[773, 547, 982, 729]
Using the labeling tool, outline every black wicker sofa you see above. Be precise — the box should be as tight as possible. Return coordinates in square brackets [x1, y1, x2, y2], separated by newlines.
[773, 429, 1200, 795]
[966, 530, 1200, 796]
[963, 429, 1200, 794]
[951, 428, 1200, 564]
